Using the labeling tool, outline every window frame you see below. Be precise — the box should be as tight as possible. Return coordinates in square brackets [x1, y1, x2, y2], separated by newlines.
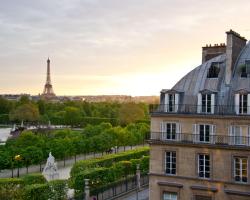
[239, 94, 248, 114]
[165, 151, 177, 175]
[163, 192, 178, 200]
[234, 156, 248, 183]
[199, 124, 211, 143]
[198, 154, 210, 179]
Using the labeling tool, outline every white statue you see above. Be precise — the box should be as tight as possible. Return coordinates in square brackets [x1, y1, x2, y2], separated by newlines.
[42, 152, 59, 181]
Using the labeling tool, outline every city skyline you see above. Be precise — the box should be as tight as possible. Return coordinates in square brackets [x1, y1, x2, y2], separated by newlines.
[1, 0, 250, 96]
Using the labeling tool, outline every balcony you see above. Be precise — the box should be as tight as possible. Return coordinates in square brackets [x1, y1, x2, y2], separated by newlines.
[149, 132, 250, 147]
[150, 104, 250, 116]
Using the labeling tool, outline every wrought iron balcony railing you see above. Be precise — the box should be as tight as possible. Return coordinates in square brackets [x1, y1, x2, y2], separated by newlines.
[150, 132, 250, 147]
[149, 104, 250, 116]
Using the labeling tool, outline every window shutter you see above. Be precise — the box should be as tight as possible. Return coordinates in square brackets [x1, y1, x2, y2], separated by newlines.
[193, 124, 198, 142]
[248, 126, 250, 146]
[229, 125, 233, 145]
[164, 93, 169, 112]
[235, 94, 239, 115]
[174, 93, 179, 112]
[210, 125, 216, 144]
[176, 123, 181, 141]
[211, 94, 215, 114]
[160, 122, 164, 140]
[247, 94, 250, 115]
[197, 93, 202, 113]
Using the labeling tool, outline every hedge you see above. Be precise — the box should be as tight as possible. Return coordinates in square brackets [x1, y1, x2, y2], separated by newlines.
[21, 173, 47, 185]
[0, 177, 67, 200]
[0, 178, 24, 200]
[70, 147, 149, 177]
[70, 155, 149, 194]
[23, 184, 50, 200]
[23, 180, 67, 200]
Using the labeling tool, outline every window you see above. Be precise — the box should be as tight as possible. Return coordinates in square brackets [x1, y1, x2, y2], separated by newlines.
[235, 93, 250, 115]
[240, 60, 250, 77]
[234, 157, 248, 183]
[161, 122, 181, 141]
[165, 151, 176, 175]
[241, 65, 247, 77]
[197, 93, 215, 114]
[193, 124, 215, 143]
[239, 94, 248, 114]
[199, 124, 210, 143]
[198, 154, 210, 178]
[164, 93, 179, 112]
[163, 192, 177, 200]
[168, 94, 175, 112]
[202, 94, 211, 113]
[207, 63, 220, 78]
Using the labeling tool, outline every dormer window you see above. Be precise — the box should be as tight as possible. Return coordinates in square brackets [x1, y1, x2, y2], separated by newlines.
[164, 93, 179, 112]
[235, 93, 250, 114]
[197, 92, 215, 114]
[207, 62, 220, 78]
[240, 60, 250, 78]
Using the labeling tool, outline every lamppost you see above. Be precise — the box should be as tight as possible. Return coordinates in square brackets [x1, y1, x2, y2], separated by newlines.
[136, 164, 141, 200]
[14, 154, 22, 177]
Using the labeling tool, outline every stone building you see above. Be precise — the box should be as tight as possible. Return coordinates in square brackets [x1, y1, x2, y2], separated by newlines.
[149, 30, 250, 200]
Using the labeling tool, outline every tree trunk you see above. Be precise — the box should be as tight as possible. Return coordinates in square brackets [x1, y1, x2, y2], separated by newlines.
[26, 165, 28, 174]
[17, 167, 20, 177]
[74, 155, 77, 163]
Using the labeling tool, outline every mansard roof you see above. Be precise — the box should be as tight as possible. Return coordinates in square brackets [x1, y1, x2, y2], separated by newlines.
[162, 41, 250, 106]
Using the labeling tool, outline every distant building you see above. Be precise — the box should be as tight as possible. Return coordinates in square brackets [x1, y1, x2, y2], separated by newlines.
[149, 30, 250, 200]
[0, 94, 31, 101]
[41, 58, 56, 100]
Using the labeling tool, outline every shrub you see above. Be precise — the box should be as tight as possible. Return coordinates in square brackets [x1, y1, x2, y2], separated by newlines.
[70, 147, 149, 177]
[21, 173, 47, 185]
[23, 184, 50, 200]
[70, 152, 150, 194]
[0, 178, 24, 200]
[48, 180, 67, 200]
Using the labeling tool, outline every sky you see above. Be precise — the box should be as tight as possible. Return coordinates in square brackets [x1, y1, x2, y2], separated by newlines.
[1, 0, 250, 96]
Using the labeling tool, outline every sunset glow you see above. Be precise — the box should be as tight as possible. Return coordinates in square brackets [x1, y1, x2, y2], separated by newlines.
[1, 0, 250, 95]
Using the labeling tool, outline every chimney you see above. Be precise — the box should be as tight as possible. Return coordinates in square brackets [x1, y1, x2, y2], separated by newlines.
[225, 29, 247, 84]
[202, 43, 226, 64]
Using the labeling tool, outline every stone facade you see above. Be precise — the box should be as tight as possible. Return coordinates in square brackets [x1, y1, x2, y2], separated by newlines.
[149, 30, 250, 200]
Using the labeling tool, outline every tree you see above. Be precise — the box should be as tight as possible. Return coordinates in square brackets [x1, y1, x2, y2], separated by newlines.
[118, 103, 146, 126]
[21, 146, 43, 173]
[9, 103, 40, 123]
[0, 150, 11, 172]
[64, 106, 82, 127]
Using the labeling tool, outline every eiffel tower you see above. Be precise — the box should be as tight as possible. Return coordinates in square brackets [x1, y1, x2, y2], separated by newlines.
[42, 58, 56, 99]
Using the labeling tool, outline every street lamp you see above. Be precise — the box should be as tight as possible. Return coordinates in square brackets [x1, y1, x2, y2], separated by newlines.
[14, 154, 22, 177]
[136, 164, 141, 200]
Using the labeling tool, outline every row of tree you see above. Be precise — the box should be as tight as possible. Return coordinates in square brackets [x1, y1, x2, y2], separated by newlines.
[0, 122, 149, 174]
[0, 96, 149, 126]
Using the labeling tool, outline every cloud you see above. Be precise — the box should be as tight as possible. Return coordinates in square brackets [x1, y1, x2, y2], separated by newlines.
[1, 0, 250, 95]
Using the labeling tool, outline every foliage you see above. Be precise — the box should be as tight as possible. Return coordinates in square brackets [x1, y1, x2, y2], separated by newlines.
[1, 122, 149, 172]
[21, 173, 47, 185]
[0, 178, 24, 200]
[0, 177, 67, 200]
[118, 103, 146, 126]
[9, 103, 39, 123]
[23, 183, 50, 200]
[1, 96, 149, 126]
[70, 147, 149, 177]
[69, 150, 149, 194]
